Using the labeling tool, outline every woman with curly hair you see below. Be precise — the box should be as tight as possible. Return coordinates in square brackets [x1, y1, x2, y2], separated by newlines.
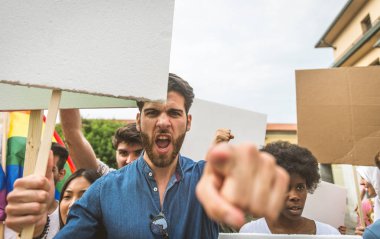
[240, 141, 339, 235]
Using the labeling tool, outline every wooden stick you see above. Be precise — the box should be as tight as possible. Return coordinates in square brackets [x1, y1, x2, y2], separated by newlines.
[12, 110, 44, 239]
[0, 221, 3, 239]
[21, 90, 61, 239]
[23, 110, 43, 177]
[353, 165, 365, 227]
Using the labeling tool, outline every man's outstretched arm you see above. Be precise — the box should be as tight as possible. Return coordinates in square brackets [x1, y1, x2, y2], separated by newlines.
[196, 143, 289, 229]
[60, 109, 98, 170]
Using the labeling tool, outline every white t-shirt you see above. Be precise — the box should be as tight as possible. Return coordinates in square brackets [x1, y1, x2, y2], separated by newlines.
[46, 205, 60, 238]
[239, 218, 340, 235]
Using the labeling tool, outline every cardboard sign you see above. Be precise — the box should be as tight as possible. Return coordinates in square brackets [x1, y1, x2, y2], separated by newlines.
[181, 99, 267, 161]
[296, 67, 380, 166]
[303, 181, 347, 228]
[0, 0, 174, 110]
[219, 234, 361, 239]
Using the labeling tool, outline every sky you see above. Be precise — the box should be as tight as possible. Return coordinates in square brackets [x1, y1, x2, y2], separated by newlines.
[81, 0, 348, 123]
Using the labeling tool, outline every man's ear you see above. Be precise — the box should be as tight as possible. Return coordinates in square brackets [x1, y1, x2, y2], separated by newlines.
[136, 113, 141, 132]
[58, 168, 66, 181]
[186, 114, 192, 131]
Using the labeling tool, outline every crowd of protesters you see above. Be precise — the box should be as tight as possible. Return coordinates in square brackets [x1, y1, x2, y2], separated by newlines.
[3, 74, 380, 238]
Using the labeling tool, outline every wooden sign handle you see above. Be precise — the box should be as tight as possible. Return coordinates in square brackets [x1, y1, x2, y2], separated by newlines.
[352, 165, 365, 227]
[23, 110, 43, 177]
[20, 90, 61, 239]
[1, 112, 8, 173]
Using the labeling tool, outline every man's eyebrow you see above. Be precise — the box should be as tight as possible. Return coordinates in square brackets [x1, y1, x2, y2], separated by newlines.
[144, 105, 157, 110]
[168, 108, 184, 113]
[143, 102, 162, 109]
[143, 107, 159, 113]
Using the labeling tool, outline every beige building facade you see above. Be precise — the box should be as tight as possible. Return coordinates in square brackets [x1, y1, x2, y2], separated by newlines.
[265, 124, 297, 144]
[316, 0, 380, 67]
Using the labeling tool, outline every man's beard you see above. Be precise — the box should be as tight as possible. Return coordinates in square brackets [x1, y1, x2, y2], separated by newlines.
[140, 130, 186, 168]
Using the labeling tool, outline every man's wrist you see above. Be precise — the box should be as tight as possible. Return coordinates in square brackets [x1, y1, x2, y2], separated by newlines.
[31, 216, 50, 239]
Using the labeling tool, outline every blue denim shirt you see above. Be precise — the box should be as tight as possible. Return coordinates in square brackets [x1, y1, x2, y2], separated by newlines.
[55, 155, 219, 239]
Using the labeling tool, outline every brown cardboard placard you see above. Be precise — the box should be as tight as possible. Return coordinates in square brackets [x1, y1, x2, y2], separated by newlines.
[296, 66, 380, 166]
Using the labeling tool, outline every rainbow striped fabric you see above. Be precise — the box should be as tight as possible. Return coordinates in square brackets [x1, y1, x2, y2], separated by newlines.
[0, 161, 6, 221]
[5, 111, 75, 204]
[0, 118, 6, 221]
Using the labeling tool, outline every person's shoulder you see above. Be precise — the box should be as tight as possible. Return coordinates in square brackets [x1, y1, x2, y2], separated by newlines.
[179, 155, 199, 163]
[179, 155, 206, 168]
[315, 221, 340, 235]
[364, 219, 380, 239]
[90, 165, 125, 187]
[101, 162, 136, 179]
[82, 166, 130, 198]
[239, 218, 267, 233]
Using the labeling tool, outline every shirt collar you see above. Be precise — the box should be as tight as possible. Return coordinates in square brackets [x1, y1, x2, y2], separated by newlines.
[137, 152, 184, 182]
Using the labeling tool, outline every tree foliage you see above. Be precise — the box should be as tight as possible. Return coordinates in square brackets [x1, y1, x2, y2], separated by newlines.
[56, 119, 124, 169]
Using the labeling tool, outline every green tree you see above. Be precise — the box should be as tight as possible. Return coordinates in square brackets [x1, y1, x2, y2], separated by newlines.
[56, 118, 124, 169]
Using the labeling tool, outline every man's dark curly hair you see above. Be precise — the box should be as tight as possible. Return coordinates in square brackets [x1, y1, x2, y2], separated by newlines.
[51, 142, 69, 171]
[112, 122, 141, 149]
[261, 141, 320, 193]
[137, 73, 194, 114]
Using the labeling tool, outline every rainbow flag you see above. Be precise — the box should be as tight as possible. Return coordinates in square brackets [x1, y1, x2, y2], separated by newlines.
[6, 111, 76, 200]
[0, 116, 7, 221]
[0, 167, 6, 221]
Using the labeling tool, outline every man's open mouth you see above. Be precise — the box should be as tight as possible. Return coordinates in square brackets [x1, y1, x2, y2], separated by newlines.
[155, 135, 171, 149]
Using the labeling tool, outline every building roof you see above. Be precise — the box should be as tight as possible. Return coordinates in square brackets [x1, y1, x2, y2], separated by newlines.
[315, 0, 367, 48]
[266, 123, 297, 132]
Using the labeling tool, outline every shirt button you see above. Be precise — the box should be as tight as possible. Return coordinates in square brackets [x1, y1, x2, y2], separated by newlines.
[149, 172, 153, 177]
[153, 187, 158, 192]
